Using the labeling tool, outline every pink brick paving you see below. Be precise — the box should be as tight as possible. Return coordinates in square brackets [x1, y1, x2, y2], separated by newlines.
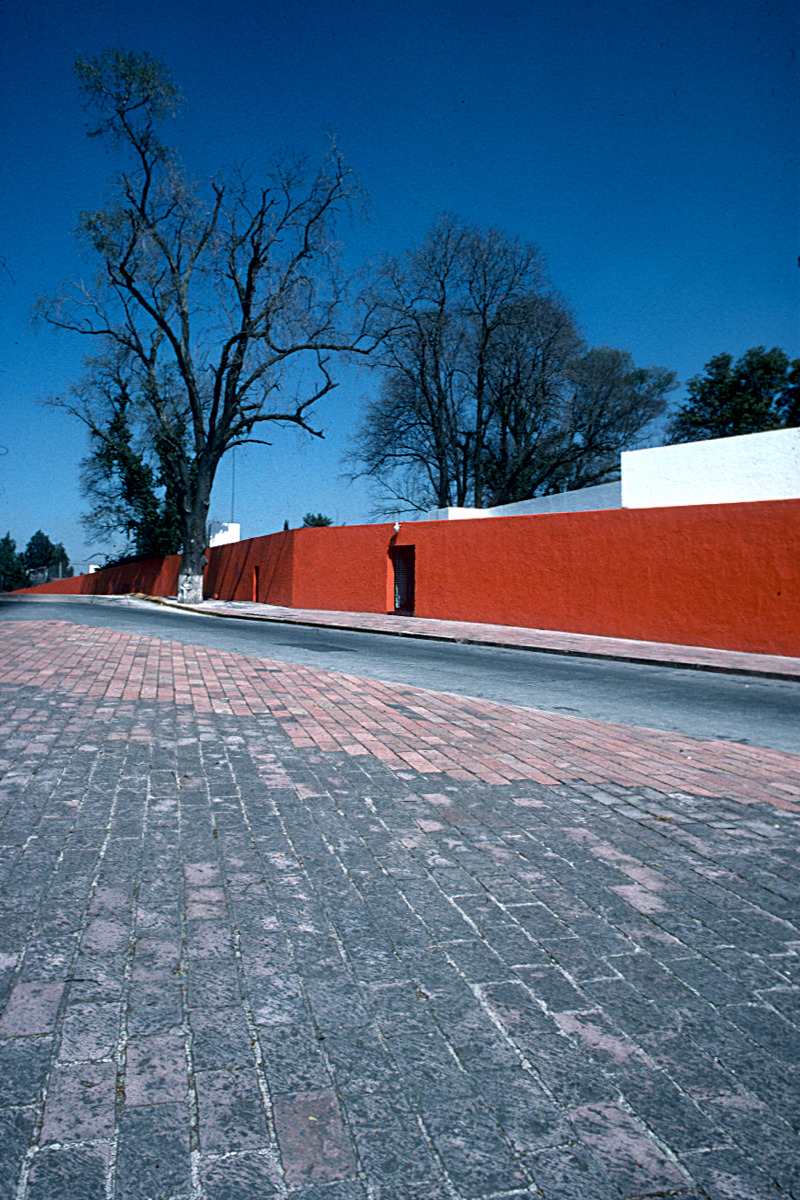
[2, 612, 800, 1200]
[1, 620, 797, 810]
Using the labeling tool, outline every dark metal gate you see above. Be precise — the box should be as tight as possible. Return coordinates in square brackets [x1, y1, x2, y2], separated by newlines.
[392, 546, 415, 614]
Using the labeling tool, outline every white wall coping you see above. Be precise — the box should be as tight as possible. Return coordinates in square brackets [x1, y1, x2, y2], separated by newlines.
[622, 427, 800, 508]
[409, 428, 799, 521]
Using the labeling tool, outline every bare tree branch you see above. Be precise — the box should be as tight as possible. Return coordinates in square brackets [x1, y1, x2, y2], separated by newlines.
[39, 49, 375, 601]
[348, 216, 675, 512]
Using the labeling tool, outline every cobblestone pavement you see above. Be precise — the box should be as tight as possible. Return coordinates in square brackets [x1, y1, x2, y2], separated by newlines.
[1, 618, 799, 1200]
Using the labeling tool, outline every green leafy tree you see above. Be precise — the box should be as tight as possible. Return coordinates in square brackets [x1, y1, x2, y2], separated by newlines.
[0, 533, 28, 591]
[667, 346, 800, 443]
[301, 512, 333, 526]
[23, 531, 73, 582]
[780, 360, 800, 427]
[41, 49, 374, 603]
[75, 351, 185, 560]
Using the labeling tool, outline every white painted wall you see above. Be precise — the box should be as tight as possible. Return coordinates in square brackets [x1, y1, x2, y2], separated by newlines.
[421, 482, 621, 521]
[208, 521, 241, 547]
[622, 427, 800, 508]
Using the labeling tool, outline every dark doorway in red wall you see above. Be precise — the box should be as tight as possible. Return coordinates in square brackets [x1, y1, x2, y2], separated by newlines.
[392, 546, 415, 614]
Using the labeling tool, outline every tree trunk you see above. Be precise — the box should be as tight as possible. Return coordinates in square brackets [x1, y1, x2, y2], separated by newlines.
[176, 468, 212, 604]
[177, 565, 204, 604]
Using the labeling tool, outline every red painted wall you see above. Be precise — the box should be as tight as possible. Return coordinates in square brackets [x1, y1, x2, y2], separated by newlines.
[398, 501, 800, 655]
[17, 554, 182, 598]
[18, 498, 800, 657]
[205, 533, 294, 605]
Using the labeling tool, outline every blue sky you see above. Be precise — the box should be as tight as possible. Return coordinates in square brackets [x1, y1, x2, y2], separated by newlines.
[1, 0, 797, 570]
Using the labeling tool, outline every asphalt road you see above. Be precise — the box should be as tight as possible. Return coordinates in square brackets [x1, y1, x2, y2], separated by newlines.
[2, 594, 799, 754]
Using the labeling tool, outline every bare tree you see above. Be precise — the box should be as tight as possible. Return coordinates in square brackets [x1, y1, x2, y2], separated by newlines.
[40, 50, 374, 601]
[548, 348, 676, 492]
[351, 215, 564, 512]
[350, 216, 675, 513]
[353, 217, 478, 511]
[478, 293, 584, 505]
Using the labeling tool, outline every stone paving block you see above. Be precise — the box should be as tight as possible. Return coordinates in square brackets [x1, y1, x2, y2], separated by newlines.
[340, 935, 409, 984]
[569, 1102, 688, 1195]
[303, 976, 374, 1032]
[440, 939, 511, 985]
[721, 1001, 800, 1064]
[320, 1026, 399, 1093]
[728, 1050, 800, 1132]
[507, 902, 576, 945]
[525, 1032, 621, 1106]
[610, 952, 711, 1016]
[430, 993, 523, 1073]
[472, 1067, 573, 1152]
[187, 961, 241, 1008]
[130, 935, 181, 981]
[199, 1151, 283, 1200]
[126, 979, 183, 1035]
[288, 1183, 369, 1200]
[477, 920, 554, 968]
[26, 1144, 109, 1200]
[0, 1107, 37, 1200]
[68, 950, 128, 992]
[40, 1061, 116, 1142]
[272, 1088, 358, 1187]
[3, 619, 800, 1199]
[635, 1028, 745, 1103]
[247, 969, 305, 1024]
[58, 999, 120, 1062]
[621, 1068, 732, 1152]
[115, 1102, 192, 1200]
[579, 976, 674, 1033]
[343, 1091, 440, 1187]
[538, 937, 625, 984]
[755, 986, 800, 1020]
[681, 1146, 789, 1200]
[553, 1008, 652, 1075]
[18, 934, 79, 982]
[0, 980, 64, 1037]
[384, 1028, 476, 1099]
[258, 1021, 332, 1093]
[479, 979, 560, 1044]
[669, 953, 766, 1006]
[365, 980, 441, 1037]
[525, 1143, 623, 1200]
[0, 1036, 53, 1106]
[195, 1067, 270, 1154]
[513, 962, 593, 1012]
[124, 1031, 188, 1105]
[0, 910, 32, 963]
[698, 1095, 800, 1193]
[190, 1006, 254, 1072]
[682, 1007, 780, 1071]
[422, 1096, 530, 1196]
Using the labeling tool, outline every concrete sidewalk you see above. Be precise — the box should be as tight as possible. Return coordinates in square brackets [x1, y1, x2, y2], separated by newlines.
[0, 617, 799, 1200]
[148, 596, 800, 682]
